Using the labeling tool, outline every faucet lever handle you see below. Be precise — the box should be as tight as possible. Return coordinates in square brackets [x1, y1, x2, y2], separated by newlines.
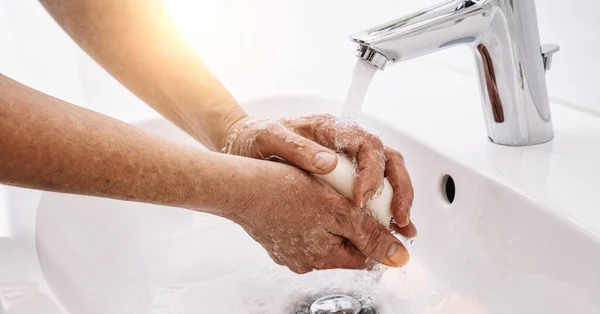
[541, 44, 560, 71]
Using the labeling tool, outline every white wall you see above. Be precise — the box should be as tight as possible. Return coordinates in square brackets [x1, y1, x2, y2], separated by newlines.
[0, 0, 598, 236]
[161, 0, 600, 112]
[420, 0, 600, 114]
[2, 0, 598, 124]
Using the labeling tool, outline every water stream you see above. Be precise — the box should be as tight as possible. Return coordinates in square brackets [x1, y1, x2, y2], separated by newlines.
[332, 59, 446, 314]
[342, 59, 379, 123]
[337, 58, 392, 311]
[343, 58, 386, 285]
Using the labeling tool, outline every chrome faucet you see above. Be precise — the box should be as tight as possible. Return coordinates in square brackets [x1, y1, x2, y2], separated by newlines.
[350, 0, 559, 146]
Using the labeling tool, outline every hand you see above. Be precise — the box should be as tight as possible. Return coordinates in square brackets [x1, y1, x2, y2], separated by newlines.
[222, 114, 416, 233]
[228, 160, 410, 274]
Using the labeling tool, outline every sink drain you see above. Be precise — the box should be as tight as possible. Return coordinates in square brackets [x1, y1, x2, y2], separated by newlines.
[310, 295, 361, 314]
[300, 295, 376, 314]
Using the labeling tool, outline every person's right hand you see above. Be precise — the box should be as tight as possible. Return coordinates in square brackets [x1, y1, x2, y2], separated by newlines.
[227, 159, 411, 274]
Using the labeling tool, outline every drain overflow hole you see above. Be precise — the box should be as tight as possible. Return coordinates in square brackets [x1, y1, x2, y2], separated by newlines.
[442, 175, 456, 204]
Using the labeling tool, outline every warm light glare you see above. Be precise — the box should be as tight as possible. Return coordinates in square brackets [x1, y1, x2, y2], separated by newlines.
[163, 0, 224, 49]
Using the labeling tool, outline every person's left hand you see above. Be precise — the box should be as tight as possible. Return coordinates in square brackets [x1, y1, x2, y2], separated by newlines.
[221, 114, 416, 237]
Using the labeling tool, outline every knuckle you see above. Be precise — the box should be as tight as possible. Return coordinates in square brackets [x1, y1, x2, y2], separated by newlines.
[311, 113, 335, 128]
[367, 134, 384, 148]
[389, 149, 405, 163]
[383, 146, 398, 157]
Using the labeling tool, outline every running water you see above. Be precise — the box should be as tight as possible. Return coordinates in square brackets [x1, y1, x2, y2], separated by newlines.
[342, 59, 379, 123]
[342, 58, 417, 306]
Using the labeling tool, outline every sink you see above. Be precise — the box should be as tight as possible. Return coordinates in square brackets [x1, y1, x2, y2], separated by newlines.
[35, 96, 600, 314]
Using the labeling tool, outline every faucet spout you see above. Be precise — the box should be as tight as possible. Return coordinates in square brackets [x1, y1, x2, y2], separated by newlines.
[350, 0, 558, 146]
[351, 0, 490, 66]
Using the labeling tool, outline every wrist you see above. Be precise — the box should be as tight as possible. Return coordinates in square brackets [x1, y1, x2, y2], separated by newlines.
[180, 96, 248, 151]
[216, 107, 249, 152]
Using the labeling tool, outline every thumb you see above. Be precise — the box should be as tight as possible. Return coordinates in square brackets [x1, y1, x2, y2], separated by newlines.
[259, 123, 338, 174]
[342, 215, 409, 267]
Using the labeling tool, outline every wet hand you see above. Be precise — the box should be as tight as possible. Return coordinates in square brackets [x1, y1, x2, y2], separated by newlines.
[229, 161, 410, 274]
[222, 114, 416, 233]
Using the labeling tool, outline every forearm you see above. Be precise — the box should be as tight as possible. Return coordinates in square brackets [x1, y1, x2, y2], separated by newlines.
[0, 74, 251, 217]
[39, 0, 247, 151]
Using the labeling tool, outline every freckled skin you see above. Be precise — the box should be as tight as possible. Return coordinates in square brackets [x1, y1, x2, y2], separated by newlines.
[0, 75, 410, 273]
[1, 0, 417, 274]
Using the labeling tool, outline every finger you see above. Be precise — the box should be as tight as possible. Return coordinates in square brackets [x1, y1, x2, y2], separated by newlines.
[314, 238, 369, 270]
[384, 147, 414, 227]
[256, 123, 338, 174]
[392, 220, 418, 239]
[342, 211, 409, 267]
[282, 115, 386, 206]
[280, 114, 333, 142]
[282, 115, 386, 200]
[353, 138, 386, 208]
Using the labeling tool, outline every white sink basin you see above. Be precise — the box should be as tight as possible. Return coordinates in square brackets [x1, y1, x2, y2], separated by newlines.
[35, 96, 600, 314]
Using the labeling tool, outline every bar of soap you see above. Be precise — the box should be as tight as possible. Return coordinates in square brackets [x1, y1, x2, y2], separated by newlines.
[316, 154, 393, 226]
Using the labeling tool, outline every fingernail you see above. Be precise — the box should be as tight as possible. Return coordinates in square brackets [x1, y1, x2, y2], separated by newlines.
[397, 216, 410, 227]
[386, 243, 409, 267]
[312, 152, 336, 170]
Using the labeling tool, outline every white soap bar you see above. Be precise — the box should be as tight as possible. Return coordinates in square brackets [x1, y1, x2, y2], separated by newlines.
[316, 154, 393, 226]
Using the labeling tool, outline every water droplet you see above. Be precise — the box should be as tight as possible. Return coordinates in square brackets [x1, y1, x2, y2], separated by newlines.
[293, 138, 307, 147]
